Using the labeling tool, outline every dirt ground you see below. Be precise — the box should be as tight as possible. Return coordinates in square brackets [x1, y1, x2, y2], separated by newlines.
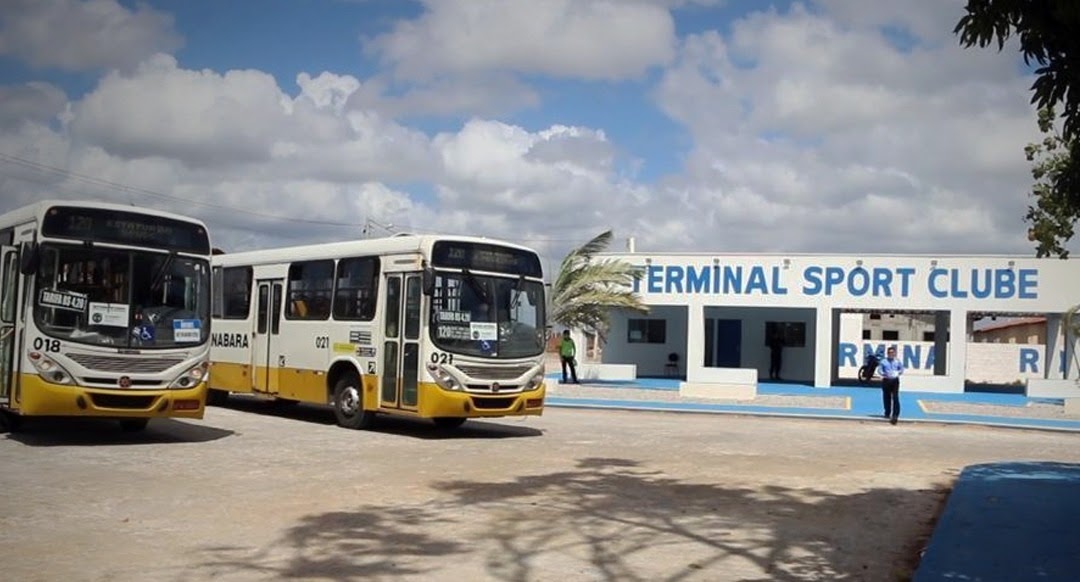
[2, 400, 1078, 581]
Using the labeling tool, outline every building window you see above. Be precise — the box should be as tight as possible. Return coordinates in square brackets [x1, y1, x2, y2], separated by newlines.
[862, 330, 871, 340]
[923, 331, 935, 342]
[765, 321, 806, 348]
[882, 330, 899, 341]
[286, 260, 334, 320]
[333, 256, 380, 321]
[628, 319, 666, 343]
[869, 313, 882, 320]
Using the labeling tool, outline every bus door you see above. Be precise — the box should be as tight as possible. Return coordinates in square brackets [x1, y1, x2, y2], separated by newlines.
[0, 246, 18, 405]
[380, 273, 422, 410]
[252, 279, 284, 395]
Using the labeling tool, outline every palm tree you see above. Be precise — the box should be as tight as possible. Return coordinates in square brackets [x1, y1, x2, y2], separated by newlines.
[550, 230, 648, 336]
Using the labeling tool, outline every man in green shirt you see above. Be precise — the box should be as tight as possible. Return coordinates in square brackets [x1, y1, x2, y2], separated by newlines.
[560, 330, 579, 384]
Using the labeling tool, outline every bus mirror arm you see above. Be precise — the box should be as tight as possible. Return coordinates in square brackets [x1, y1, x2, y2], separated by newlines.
[19, 241, 39, 276]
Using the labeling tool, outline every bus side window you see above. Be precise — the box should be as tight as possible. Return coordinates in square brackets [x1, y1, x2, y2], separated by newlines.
[222, 267, 252, 319]
[287, 260, 332, 320]
[333, 256, 379, 321]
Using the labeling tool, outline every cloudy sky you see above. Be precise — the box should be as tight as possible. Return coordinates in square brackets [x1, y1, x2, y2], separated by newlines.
[0, 0, 1067, 275]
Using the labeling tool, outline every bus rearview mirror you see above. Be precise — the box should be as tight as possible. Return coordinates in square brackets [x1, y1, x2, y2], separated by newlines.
[421, 266, 435, 296]
[19, 241, 39, 275]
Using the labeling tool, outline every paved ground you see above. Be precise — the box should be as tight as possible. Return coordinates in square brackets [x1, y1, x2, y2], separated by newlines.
[3, 399, 1080, 581]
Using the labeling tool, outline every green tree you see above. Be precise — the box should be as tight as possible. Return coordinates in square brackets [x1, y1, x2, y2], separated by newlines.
[1025, 108, 1079, 257]
[550, 230, 648, 334]
[955, 0, 1080, 257]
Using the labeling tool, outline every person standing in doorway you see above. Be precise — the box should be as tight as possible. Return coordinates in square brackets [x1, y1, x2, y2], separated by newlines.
[879, 346, 904, 424]
[560, 330, 579, 384]
[767, 329, 784, 381]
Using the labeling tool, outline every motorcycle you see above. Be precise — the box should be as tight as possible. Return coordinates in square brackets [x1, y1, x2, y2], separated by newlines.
[858, 350, 884, 384]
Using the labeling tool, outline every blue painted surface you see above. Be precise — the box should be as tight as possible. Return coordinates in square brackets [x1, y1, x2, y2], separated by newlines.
[914, 462, 1080, 581]
[544, 376, 1080, 432]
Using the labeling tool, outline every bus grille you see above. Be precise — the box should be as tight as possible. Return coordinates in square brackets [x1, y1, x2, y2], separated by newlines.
[67, 353, 184, 374]
[89, 394, 157, 410]
[471, 397, 516, 410]
[455, 365, 533, 381]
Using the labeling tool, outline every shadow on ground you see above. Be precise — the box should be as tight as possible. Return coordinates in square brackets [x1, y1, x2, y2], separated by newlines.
[193, 457, 948, 581]
[217, 396, 544, 440]
[2, 417, 235, 447]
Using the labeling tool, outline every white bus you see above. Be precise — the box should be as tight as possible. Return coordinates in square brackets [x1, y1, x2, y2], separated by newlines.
[208, 235, 548, 429]
[0, 200, 212, 432]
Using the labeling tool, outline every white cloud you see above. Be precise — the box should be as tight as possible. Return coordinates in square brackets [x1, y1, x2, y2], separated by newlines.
[2, 1, 1073, 267]
[648, 3, 1047, 256]
[0, 82, 67, 129]
[0, 0, 182, 71]
[366, 0, 677, 81]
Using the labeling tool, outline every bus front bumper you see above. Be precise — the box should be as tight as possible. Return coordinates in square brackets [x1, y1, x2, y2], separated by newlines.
[416, 382, 546, 418]
[14, 374, 207, 419]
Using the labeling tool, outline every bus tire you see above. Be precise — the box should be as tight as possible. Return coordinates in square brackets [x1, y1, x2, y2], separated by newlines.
[332, 374, 375, 430]
[1, 410, 24, 433]
[433, 417, 467, 430]
[119, 418, 150, 432]
[206, 389, 229, 406]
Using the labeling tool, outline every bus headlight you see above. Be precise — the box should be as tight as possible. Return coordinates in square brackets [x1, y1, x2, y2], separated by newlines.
[524, 373, 544, 392]
[426, 363, 462, 391]
[28, 351, 74, 385]
[170, 361, 209, 389]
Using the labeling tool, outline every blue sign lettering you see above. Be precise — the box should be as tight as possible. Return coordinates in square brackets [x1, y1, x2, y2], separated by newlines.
[633, 264, 1039, 300]
[1020, 348, 1039, 373]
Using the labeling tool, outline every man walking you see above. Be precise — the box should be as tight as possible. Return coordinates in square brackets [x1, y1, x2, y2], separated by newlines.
[560, 330, 579, 384]
[879, 346, 904, 425]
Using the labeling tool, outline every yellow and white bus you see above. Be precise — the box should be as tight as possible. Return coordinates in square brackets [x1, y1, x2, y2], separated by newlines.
[0, 200, 212, 432]
[208, 235, 547, 429]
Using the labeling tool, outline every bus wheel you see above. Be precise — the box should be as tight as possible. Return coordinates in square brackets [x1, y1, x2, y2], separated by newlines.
[0, 410, 24, 433]
[119, 418, 150, 432]
[206, 389, 229, 406]
[333, 374, 375, 430]
[433, 417, 467, 430]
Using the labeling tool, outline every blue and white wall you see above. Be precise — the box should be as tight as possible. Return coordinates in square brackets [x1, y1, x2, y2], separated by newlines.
[598, 253, 1080, 395]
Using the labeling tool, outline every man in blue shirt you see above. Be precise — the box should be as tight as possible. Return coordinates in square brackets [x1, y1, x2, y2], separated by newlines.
[879, 346, 904, 424]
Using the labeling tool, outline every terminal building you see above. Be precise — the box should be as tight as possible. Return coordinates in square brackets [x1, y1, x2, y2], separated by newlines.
[591, 251, 1079, 398]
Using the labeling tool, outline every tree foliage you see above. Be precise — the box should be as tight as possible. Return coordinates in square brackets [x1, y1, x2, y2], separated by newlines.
[550, 230, 648, 334]
[956, 1, 1080, 257]
[1024, 108, 1079, 257]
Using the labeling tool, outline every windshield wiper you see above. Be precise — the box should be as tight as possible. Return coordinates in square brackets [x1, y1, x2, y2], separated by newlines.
[462, 268, 489, 303]
[149, 252, 177, 294]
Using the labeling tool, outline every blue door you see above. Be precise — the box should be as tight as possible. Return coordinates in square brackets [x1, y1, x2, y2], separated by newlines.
[713, 319, 742, 368]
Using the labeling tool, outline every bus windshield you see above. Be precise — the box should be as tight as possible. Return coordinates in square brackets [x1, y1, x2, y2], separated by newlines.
[34, 243, 210, 349]
[429, 271, 545, 359]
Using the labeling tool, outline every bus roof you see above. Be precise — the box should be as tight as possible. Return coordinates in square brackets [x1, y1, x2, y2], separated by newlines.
[0, 199, 209, 232]
[212, 233, 542, 270]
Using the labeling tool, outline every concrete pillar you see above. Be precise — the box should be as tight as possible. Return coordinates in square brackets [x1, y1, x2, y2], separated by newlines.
[949, 309, 968, 389]
[685, 303, 705, 382]
[814, 307, 834, 388]
[1046, 314, 1063, 380]
[1065, 312, 1079, 379]
[933, 311, 949, 376]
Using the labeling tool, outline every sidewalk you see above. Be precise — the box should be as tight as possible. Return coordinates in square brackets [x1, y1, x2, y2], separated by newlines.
[544, 375, 1080, 432]
[913, 461, 1080, 581]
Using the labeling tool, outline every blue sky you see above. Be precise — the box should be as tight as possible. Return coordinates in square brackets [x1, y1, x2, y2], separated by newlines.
[0, 0, 1066, 271]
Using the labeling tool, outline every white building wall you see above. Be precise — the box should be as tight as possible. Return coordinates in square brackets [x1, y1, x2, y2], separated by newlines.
[595, 252, 1080, 393]
[604, 306, 688, 377]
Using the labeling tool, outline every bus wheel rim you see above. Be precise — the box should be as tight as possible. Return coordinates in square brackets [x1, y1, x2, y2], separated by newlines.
[339, 386, 361, 415]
